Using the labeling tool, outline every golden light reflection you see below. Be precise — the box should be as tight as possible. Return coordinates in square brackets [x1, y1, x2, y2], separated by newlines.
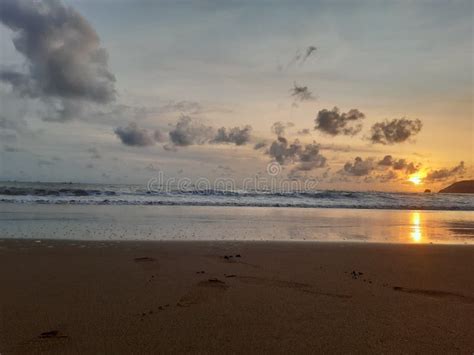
[410, 212, 423, 243]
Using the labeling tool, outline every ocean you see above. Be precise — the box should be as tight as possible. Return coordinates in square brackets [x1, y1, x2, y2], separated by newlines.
[0, 181, 473, 210]
[1, 181, 473, 244]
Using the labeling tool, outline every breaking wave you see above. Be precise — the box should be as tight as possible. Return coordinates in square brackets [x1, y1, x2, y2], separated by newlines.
[0, 182, 473, 211]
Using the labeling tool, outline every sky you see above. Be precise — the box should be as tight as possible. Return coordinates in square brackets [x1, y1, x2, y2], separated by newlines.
[0, 0, 472, 191]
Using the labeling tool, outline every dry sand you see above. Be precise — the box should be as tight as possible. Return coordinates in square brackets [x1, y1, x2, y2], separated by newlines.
[0, 239, 473, 354]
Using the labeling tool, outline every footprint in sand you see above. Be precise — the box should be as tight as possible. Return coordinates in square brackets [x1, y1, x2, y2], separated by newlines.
[392, 286, 474, 304]
[134, 257, 155, 262]
[236, 275, 352, 300]
[177, 278, 229, 307]
[134, 256, 159, 272]
[38, 330, 68, 340]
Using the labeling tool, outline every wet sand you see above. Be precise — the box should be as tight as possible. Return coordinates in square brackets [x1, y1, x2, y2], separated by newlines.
[0, 239, 473, 354]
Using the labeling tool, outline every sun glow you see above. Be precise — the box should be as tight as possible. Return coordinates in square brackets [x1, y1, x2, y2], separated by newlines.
[408, 175, 422, 185]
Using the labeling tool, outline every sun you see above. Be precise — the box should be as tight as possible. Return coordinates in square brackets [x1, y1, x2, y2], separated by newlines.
[408, 171, 427, 185]
[408, 175, 422, 185]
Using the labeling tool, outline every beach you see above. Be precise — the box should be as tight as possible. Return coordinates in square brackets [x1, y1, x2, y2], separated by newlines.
[1, 0, 473, 352]
[1, 239, 473, 354]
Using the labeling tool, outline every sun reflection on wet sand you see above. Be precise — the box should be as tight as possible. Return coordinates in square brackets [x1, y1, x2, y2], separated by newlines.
[410, 212, 423, 243]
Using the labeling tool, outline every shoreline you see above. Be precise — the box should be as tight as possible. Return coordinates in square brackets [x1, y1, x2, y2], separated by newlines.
[1, 204, 473, 244]
[2, 200, 474, 211]
[1, 239, 473, 353]
[2, 237, 474, 246]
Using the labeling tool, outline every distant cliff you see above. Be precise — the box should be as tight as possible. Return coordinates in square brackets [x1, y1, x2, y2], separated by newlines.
[438, 180, 474, 193]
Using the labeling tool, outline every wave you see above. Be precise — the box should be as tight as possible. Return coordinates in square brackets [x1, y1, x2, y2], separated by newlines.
[0, 183, 473, 211]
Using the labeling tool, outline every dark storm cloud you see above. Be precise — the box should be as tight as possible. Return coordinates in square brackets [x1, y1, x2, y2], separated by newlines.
[343, 157, 375, 176]
[369, 118, 422, 145]
[271, 121, 294, 137]
[314, 107, 365, 136]
[212, 125, 252, 146]
[168, 116, 214, 146]
[290, 83, 316, 102]
[0, 0, 116, 120]
[114, 123, 162, 147]
[425, 162, 465, 182]
[267, 137, 326, 170]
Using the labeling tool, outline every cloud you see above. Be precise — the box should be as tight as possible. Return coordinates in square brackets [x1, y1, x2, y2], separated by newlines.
[168, 116, 214, 146]
[153, 129, 166, 143]
[284, 46, 317, 69]
[114, 123, 162, 147]
[0, 115, 29, 134]
[377, 155, 420, 174]
[315, 107, 365, 136]
[295, 143, 327, 171]
[343, 157, 375, 176]
[369, 118, 422, 145]
[378, 170, 399, 182]
[0, 0, 116, 120]
[378, 155, 394, 166]
[425, 162, 465, 182]
[168, 116, 252, 148]
[212, 125, 252, 146]
[267, 137, 326, 170]
[290, 83, 316, 102]
[297, 128, 311, 136]
[268, 137, 300, 164]
[162, 144, 177, 152]
[302, 46, 317, 63]
[405, 162, 419, 174]
[392, 159, 408, 170]
[271, 121, 295, 137]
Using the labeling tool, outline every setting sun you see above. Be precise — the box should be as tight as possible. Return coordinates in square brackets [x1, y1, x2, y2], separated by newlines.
[408, 175, 422, 185]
